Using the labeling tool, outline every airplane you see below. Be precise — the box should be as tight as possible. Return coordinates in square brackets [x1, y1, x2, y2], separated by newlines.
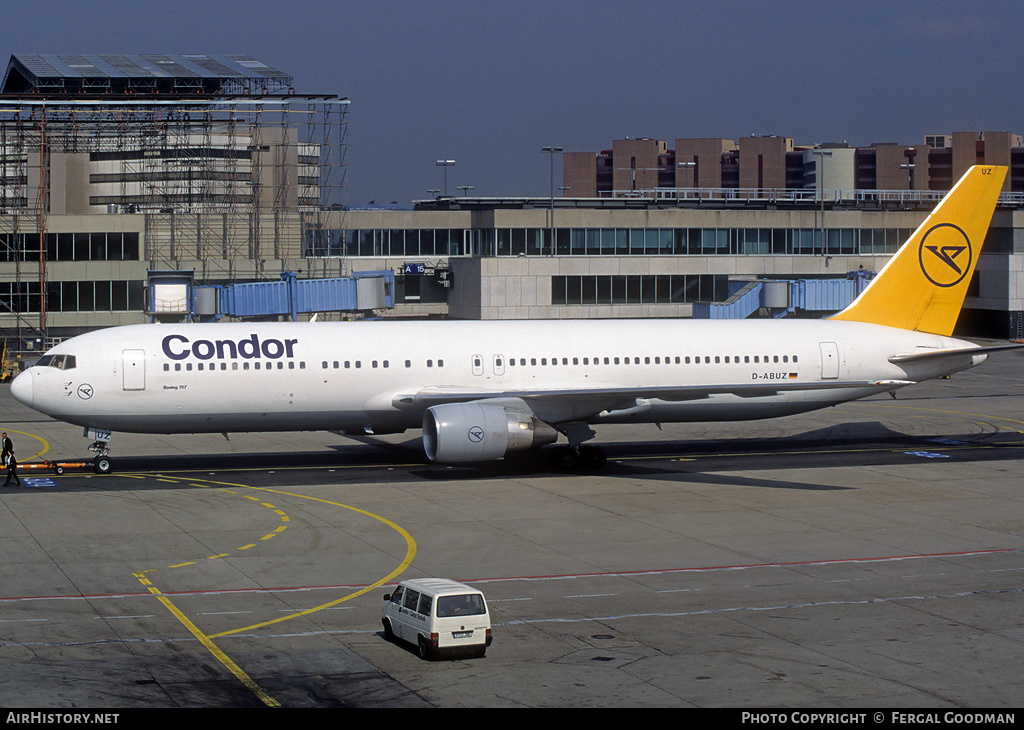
[10, 165, 1022, 474]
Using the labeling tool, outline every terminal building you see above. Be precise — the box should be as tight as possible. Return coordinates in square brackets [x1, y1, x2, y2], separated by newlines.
[0, 54, 1022, 358]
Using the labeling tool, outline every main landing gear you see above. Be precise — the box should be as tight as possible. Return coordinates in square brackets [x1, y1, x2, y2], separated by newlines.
[548, 444, 607, 470]
[548, 422, 607, 470]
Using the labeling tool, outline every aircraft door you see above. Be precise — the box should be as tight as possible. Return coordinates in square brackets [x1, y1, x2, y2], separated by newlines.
[819, 342, 840, 379]
[472, 354, 484, 376]
[123, 349, 146, 391]
[493, 354, 505, 377]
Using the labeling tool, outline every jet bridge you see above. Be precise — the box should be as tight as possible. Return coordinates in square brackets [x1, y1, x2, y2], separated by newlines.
[149, 270, 394, 322]
[692, 271, 874, 320]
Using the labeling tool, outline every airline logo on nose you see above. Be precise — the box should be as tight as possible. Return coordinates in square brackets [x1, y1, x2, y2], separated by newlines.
[918, 223, 972, 288]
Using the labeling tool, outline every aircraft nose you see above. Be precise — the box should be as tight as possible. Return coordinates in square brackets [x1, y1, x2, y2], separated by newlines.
[10, 370, 32, 407]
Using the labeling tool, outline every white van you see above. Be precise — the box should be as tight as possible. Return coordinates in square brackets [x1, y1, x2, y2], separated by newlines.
[382, 578, 492, 659]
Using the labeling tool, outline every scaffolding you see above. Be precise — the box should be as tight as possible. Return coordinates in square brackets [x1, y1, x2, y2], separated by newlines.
[0, 94, 349, 336]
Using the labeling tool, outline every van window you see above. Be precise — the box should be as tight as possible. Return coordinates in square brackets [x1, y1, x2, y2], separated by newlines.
[436, 594, 486, 617]
[403, 589, 420, 610]
[417, 594, 433, 616]
[390, 586, 403, 604]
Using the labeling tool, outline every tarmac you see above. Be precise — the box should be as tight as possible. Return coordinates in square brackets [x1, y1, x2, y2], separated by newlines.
[0, 348, 1022, 708]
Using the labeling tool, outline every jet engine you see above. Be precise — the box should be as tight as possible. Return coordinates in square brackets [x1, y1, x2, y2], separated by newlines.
[422, 402, 558, 463]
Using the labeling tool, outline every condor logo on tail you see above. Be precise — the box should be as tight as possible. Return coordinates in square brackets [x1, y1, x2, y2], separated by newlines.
[919, 223, 972, 287]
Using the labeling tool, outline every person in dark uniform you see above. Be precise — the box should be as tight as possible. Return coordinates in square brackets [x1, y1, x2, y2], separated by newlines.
[1, 432, 11, 466]
[4, 449, 19, 486]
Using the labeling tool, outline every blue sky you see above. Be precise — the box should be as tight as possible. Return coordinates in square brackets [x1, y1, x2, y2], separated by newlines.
[1, 1, 1021, 204]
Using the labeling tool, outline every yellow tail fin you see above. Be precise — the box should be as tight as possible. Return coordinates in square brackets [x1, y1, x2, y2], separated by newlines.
[831, 165, 1006, 335]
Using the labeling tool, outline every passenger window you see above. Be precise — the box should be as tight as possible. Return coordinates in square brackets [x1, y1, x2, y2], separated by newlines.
[403, 589, 420, 610]
[417, 594, 432, 616]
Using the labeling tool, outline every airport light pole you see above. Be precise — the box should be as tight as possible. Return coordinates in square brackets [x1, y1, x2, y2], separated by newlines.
[900, 163, 915, 192]
[435, 160, 455, 196]
[458, 185, 474, 197]
[810, 150, 832, 258]
[677, 160, 695, 194]
[542, 146, 563, 255]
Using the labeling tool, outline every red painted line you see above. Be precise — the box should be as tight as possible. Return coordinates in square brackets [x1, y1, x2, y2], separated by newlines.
[0, 548, 1014, 604]
[460, 548, 1019, 585]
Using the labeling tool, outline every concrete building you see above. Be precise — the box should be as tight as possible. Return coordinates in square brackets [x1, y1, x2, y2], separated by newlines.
[567, 131, 1024, 196]
[0, 54, 1022, 355]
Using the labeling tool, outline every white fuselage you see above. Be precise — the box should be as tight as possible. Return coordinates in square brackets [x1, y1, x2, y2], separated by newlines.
[11, 318, 979, 437]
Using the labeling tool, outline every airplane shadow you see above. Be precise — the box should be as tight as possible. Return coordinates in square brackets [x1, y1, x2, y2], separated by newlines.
[17, 421, 1020, 494]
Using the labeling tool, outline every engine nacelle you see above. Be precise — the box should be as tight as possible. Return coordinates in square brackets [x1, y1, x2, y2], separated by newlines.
[422, 402, 558, 463]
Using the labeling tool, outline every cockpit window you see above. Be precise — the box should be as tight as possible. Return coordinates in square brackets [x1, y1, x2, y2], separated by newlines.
[34, 354, 76, 370]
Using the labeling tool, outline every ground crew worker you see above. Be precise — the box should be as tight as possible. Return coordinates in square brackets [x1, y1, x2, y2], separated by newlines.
[4, 449, 19, 486]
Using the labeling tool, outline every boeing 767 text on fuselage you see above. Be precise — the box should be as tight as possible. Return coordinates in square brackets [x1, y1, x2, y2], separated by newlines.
[11, 166, 1020, 473]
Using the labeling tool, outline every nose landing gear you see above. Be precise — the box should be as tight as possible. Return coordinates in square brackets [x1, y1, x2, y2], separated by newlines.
[86, 429, 113, 474]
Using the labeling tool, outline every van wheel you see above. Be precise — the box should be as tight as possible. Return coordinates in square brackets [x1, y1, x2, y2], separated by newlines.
[382, 619, 394, 643]
[417, 636, 433, 661]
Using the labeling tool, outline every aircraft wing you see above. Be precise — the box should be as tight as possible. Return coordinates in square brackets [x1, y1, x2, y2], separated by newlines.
[392, 379, 909, 416]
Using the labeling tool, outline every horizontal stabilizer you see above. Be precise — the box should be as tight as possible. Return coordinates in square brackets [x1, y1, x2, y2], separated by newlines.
[888, 343, 1024, 364]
